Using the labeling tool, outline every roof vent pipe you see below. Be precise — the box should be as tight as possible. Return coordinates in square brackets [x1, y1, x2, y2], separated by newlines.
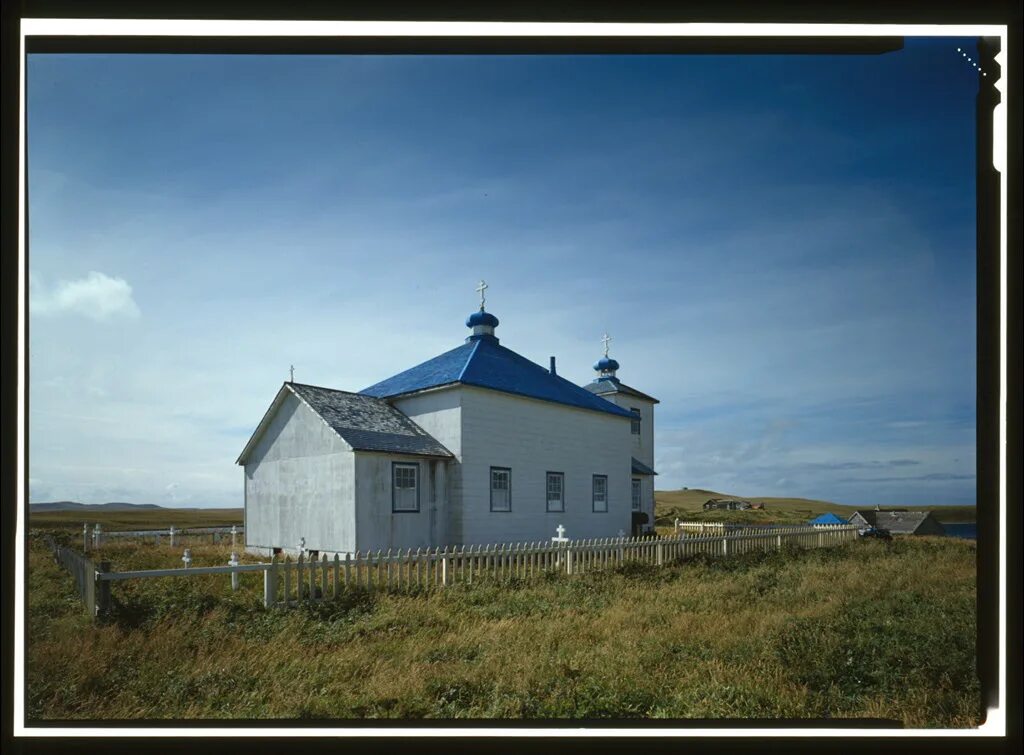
[549, 356, 557, 375]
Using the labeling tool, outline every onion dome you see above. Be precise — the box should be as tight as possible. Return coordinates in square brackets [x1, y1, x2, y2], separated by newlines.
[466, 279, 500, 343]
[466, 310, 499, 329]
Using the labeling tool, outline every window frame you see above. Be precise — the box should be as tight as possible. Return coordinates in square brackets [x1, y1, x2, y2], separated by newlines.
[631, 477, 642, 512]
[490, 466, 512, 512]
[630, 407, 642, 435]
[391, 461, 420, 513]
[592, 474, 609, 513]
[546, 471, 565, 513]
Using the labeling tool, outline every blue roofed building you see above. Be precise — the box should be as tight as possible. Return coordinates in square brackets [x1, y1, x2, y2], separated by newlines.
[808, 512, 847, 527]
[237, 282, 659, 555]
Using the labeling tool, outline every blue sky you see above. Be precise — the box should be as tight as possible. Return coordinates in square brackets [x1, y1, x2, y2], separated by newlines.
[27, 39, 979, 508]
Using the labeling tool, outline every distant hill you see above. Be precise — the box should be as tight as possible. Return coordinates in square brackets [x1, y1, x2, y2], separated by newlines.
[29, 501, 165, 512]
[654, 488, 975, 525]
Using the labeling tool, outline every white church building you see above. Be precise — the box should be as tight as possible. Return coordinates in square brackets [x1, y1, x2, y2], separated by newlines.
[237, 284, 659, 556]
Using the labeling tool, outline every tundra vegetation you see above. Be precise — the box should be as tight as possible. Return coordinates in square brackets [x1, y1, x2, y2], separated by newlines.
[27, 519, 979, 726]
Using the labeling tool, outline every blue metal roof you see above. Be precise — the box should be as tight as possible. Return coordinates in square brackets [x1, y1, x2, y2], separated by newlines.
[808, 512, 847, 525]
[361, 338, 634, 418]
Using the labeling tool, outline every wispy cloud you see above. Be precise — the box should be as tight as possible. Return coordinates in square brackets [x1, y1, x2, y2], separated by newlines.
[840, 473, 977, 483]
[30, 271, 140, 321]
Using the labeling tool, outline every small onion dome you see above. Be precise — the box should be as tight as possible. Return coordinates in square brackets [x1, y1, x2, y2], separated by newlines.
[593, 356, 620, 372]
[466, 310, 499, 328]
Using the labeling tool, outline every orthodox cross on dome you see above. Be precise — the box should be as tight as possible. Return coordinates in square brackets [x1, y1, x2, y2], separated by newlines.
[476, 279, 488, 310]
[601, 332, 612, 357]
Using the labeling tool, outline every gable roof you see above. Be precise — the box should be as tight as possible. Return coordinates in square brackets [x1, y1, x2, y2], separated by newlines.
[237, 382, 454, 464]
[583, 377, 660, 404]
[631, 457, 658, 476]
[360, 337, 634, 419]
[848, 510, 943, 534]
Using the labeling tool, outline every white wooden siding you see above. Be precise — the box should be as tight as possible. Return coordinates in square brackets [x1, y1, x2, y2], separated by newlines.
[354, 453, 446, 552]
[243, 392, 356, 554]
[457, 385, 633, 543]
[393, 389, 463, 544]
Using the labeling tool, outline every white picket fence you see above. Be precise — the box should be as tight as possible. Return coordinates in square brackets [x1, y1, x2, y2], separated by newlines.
[81, 523, 244, 550]
[82, 524, 859, 615]
[673, 520, 727, 535]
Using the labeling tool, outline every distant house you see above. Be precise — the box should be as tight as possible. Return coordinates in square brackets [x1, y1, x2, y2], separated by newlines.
[808, 512, 846, 526]
[848, 510, 945, 536]
[703, 498, 752, 511]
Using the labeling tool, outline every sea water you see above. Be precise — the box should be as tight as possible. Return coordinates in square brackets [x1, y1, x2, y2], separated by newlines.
[942, 522, 977, 540]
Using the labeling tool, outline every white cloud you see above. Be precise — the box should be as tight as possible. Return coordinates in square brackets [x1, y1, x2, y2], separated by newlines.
[31, 271, 140, 321]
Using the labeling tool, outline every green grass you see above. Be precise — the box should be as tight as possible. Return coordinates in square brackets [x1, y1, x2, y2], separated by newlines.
[655, 488, 976, 529]
[26, 529, 980, 726]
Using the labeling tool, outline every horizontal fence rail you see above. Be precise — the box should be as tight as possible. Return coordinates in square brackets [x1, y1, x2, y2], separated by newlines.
[70, 525, 858, 617]
[79, 524, 244, 551]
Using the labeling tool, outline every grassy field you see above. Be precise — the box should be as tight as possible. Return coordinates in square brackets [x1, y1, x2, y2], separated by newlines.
[654, 489, 976, 528]
[28, 489, 976, 534]
[28, 508, 244, 531]
[26, 529, 980, 726]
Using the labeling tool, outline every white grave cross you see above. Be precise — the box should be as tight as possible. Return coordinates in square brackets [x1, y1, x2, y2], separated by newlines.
[552, 524, 569, 544]
[228, 552, 240, 591]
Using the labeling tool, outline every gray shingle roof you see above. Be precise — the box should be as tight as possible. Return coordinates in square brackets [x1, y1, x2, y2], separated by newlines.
[849, 510, 943, 534]
[583, 378, 660, 404]
[631, 457, 658, 475]
[289, 383, 454, 458]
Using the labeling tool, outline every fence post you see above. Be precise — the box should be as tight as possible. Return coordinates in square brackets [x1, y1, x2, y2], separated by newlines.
[441, 550, 449, 588]
[722, 537, 729, 558]
[264, 557, 277, 607]
[229, 552, 240, 591]
[657, 541, 664, 567]
[333, 554, 340, 599]
[83, 523, 89, 552]
[93, 524, 102, 548]
[95, 561, 111, 617]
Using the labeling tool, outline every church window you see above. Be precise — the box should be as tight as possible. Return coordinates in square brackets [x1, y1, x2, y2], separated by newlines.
[490, 467, 511, 512]
[630, 408, 641, 435]
[546, 472, 564, 512]
[632, 478, 642, 511]
[592, 475, 608, 512]
[392, 462, 419, 512]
